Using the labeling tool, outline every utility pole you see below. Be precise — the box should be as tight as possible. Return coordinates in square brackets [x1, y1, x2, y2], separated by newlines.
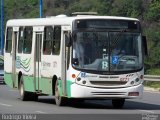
[1, 0, 4, 55]
[39, 0, 42, 18]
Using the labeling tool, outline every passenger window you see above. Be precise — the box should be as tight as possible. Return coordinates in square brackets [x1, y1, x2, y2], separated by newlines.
[18, 27, 33, 54]
[43, 26, 53, 55]
[52, 26, 61, 55]
[5, 27, 13, 53]
[18, 27, 24, 53]
[23, 27, 33, 54]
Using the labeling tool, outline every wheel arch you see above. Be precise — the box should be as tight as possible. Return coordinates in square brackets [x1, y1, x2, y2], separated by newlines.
[52, 75, 58, 95]
[18, 71, 22, 89]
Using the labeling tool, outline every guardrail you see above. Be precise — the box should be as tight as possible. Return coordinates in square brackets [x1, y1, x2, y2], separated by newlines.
[144, 75, 160, 82]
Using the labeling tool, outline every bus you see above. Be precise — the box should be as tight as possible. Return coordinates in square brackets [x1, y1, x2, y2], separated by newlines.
[4, 13, 147, 108]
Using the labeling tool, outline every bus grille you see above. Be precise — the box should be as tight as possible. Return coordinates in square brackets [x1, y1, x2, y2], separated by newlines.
[90, 81, 127, 86]
[91, 92, 126, 96]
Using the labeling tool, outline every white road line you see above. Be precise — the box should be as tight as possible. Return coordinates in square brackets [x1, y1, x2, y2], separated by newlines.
[139, 110, 155, 113]
[35, 111, 46, 114]
[0, 102, 12, 107]
[144, 91, 160, 94]
[9, 90, 17, 92]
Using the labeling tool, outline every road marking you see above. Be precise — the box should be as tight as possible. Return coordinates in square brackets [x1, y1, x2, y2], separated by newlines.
[35, 111, 46, 114]
[9, 90, 17, 92]
[144, 91, 160, 94]
[0, 102, 12, 107]
[139, 110, 155, 113]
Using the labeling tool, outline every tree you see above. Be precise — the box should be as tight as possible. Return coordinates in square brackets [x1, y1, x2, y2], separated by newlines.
[145, 1, 160, 21]
[111, 0, 142, 17]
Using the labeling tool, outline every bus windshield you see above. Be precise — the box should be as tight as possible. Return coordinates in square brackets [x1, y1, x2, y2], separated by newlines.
[72, 31, 143, 73]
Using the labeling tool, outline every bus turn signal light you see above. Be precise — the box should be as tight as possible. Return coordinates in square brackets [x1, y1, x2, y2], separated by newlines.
[72, 74, 76, 78]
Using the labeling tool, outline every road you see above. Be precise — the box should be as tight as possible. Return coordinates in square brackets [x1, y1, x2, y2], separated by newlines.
[0, 84, 160, 120]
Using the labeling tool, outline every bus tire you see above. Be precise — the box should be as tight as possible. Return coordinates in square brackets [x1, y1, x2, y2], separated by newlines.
[54, 80, 67, 106]
[19, 78, 29, 101]
[30, 93, 38, 101]
[112, 99, 125, 109]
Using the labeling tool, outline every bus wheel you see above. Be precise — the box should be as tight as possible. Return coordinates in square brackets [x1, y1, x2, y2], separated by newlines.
[20, 79, 29, 101]
[112, 99, 125, 109]
[54, 80, 67, 106]
[31, 93, 38, 101]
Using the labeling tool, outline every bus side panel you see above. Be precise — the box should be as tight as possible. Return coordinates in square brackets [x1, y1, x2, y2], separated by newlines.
[23, 75, 35, 92]
[39, 77, 52, 95]
[4, 73, 13, 88]
[41, 55, 62, 95]
[66, 80, 72, 98]
[16, 53, 35, 92]
[38, 78, 71, 96]
[58, 79, 72, 98]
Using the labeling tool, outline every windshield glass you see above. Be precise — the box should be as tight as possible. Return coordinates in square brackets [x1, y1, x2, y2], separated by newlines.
[72, 31, 143, 72]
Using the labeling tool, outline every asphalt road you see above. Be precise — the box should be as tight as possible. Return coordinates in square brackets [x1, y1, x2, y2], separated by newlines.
[0, 84, 160, 120]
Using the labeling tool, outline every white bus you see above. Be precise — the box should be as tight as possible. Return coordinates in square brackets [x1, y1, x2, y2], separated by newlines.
[4, 13, 147, 108]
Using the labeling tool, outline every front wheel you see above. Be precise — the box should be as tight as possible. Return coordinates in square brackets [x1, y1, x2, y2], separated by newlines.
[54, 80, 67, 106]
[112, 99, 125, 109]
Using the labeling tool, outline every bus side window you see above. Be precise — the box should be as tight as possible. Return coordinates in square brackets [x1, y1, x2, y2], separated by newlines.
[5, 27, 13, 53]
[18, 27, 24, 53]
[23, 27, 33, 54]
[43, 26, 53, 55]
[52, 26, 61, 55]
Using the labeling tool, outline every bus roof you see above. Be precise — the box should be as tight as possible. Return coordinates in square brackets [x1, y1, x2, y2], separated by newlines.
[6, 15, 139, 27]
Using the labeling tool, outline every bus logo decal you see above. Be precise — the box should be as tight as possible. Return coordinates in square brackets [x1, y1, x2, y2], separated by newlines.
[81, 72, 86, 78]
[16, 56, 31, 72]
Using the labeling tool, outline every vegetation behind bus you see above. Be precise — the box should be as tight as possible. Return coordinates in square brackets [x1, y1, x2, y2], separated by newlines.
[3, 0, 160, 75]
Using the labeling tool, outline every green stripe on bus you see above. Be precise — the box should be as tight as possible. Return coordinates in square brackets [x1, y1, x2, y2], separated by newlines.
[66, 80, 72, 98]
[23, 75, 35, 92]
[4, 73, 13, 88]
[39, 77, 52, 95]
[58, 80, 72, 98]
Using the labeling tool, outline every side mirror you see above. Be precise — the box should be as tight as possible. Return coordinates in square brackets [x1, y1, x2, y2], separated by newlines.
[65, 33, 72, 47]
[142, 36, 148, 56]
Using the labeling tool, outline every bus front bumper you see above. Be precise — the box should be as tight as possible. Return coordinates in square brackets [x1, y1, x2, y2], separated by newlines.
[70, 83, 143, 99]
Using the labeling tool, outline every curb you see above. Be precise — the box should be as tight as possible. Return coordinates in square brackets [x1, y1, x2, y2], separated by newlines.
[144, 87, 160, 92]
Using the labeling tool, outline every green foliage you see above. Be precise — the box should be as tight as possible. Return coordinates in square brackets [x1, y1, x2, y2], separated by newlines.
[4, 0, 39, 19]
[67, 0, 101, 14]
[144, 81, 160, 89]
[145, 1, 160, 21]
[3, 0, 160, 75]
[110, 0, 142, 17]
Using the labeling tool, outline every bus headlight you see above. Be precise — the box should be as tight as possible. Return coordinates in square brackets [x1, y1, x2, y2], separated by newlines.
[77, 77, 81, 81]
[130, 78, 142, 86]
[135, 78, 140, 82]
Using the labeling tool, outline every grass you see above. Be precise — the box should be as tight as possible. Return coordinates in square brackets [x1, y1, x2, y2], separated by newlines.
[143, 81, 160, 89]
[145, 68, 160, 75]
[144, 68, 160, 89]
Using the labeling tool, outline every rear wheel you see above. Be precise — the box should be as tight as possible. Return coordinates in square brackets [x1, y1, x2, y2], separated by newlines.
[54, 80, 67, 106]
[112, 99, 125, 109]
[20, 79, 29, 101]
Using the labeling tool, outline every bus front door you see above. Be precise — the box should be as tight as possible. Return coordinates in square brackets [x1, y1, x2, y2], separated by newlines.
[34, 32, 42, 92]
